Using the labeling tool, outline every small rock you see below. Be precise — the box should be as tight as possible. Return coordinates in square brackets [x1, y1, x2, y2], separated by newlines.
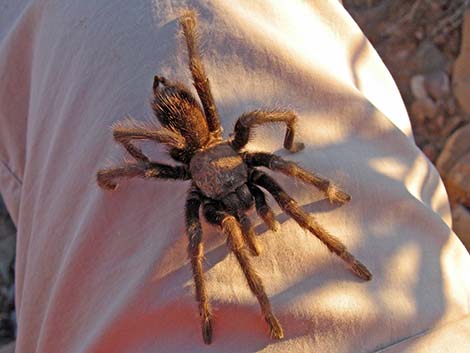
[424, 70, 450, 100]
[410, 75, 428, 100]
[448, 153, 470, 205]
[410, 97, 438, 123]
[414, 30, 424, 41]
[436, 124, 470, 205]
[414, 40, 447, 73]
[422, 144, 438, 162]
[437, 124, 470, 175]
[445, 97, 457, 115]
[435, 115, 445, 129]
[453, 9, 470, 114]
[396, 49, 409, 60]
[452, 204, 470, 250]
[441, 116, 464, 137]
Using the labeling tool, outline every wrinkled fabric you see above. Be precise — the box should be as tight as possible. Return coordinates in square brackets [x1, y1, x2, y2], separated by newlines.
[0, 1, 469, 352]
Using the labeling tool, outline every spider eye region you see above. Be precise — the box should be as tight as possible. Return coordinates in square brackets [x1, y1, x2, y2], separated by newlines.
[190, 143, 248, 199]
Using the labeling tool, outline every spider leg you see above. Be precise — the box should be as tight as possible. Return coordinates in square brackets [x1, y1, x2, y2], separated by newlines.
[112, 119, 186, 162]
[180, 11, 222, 139]
[250, 170, 372, 281]
[247, 183, 281, 232]
[244, 152, 350, 204]
[203, 202, 284, 339]
[96, 161, 190, 191]
[231, 110, 305, 152]
[220, 190, 261, 256]
[152, 76, 211, 152]
[185, 187, 213, 344]
[238, 212, 262, 256]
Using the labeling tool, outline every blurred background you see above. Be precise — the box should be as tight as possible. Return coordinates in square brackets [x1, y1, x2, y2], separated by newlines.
[343, 0, 470, 249]
[0, 0, 469, 349]
[0, 198, 15, 348]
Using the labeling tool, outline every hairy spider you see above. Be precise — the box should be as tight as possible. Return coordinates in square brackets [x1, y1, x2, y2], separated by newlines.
[96, 11, 372, 345]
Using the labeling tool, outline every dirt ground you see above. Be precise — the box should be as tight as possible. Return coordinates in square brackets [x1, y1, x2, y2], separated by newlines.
[0, 0, 469, 349]
[344, 0, 470, 245]
[345, 0, 469, 160]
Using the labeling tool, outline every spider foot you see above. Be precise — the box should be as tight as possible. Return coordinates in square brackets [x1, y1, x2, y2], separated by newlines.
[326, 185, 351, 204]
[202, 314, 213, 345]
[287, 142, 305, 153]
[96, 172, 118, 191]
[247, 239, 262, 257]
[270, 220, 281, 233]
[153, 75, 169, 92]
[266, 313, 284, 340]
[341, 252, 372, 281]
[257, 205, 280, 233]
[180, 10, 196, 29]
[350, 260, 372, 281]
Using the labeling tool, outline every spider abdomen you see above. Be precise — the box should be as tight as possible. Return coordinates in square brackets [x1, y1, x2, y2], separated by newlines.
[190, 143, 248, 199]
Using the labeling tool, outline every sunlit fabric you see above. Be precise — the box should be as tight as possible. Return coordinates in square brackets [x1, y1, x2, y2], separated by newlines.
[0, 0, 468, 352]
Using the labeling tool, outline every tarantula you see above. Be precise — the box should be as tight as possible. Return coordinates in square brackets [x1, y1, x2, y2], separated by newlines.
[96, 11, 372, 345]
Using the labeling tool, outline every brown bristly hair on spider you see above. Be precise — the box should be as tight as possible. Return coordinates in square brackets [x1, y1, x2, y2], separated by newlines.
[96, 9, 372, 345]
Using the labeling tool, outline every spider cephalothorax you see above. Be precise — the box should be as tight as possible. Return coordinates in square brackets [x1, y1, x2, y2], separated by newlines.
[97, 11, 372, 345]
